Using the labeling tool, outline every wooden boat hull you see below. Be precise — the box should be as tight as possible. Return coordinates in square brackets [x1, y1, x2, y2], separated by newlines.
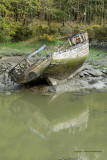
[8, 32, 89, 85]
[9, 57, 51, 84]
[44, 40, 89, 80]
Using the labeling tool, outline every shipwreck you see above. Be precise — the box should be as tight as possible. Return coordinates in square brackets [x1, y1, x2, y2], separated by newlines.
[8, 31, 89, 85]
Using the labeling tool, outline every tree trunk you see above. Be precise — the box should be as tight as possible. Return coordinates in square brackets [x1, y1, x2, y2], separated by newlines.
[39, 11, 44, 21]
[77, 0, 79, 22]
[62, 18, 65, 27]
[48, 12, 51, 26]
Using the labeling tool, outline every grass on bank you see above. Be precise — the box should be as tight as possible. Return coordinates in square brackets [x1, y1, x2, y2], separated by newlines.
[0, 39, 106, 60]
[0, 39, 63, 57]
[89, 48, 107, 60]
[87, 48, 107, 68]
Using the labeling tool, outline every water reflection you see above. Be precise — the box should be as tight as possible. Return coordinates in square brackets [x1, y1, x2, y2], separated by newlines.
[0, 91, 107, 160]
[53, 110, 89, 133]
[9, 93, 89, 136]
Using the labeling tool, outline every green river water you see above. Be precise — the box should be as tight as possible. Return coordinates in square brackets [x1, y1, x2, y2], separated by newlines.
[0, 90, 107, 160]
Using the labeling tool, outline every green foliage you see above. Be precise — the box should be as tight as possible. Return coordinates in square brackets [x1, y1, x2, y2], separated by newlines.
[13, 26, 32, 41]
[69, 24, 107, 42]
[0, 0, 40, 41]
[0, 16, 20, 42]
[92, 24, 107, 42]
[55, 10, 68, 21]
[58, 26, 72, 36]
[0, 0, 107, 42]
[31, 23, 57, 41]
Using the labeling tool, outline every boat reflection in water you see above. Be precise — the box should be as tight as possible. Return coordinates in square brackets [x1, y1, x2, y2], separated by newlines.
[10, 93, 89, 136]
[0, 91, 106, 160]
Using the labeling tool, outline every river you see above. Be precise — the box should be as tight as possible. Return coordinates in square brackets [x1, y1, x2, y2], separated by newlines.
[0, 90, 107, 160]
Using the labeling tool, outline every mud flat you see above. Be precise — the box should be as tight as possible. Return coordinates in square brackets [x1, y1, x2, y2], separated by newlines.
[0, 56, 107, 94]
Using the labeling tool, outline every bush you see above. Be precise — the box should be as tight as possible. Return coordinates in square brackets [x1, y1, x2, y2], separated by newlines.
[0, 31, 12, 42]
[92, 24, 107, 42]
[49, 26, 58, 34]
[85, 27, 94, 41]
[12, 26, 32, 41]
[71, 26, 80, 35]
[0, 18, 20, 42]
[58, 26, 72, 36]
[31, 23, 57, 41]
[71, 24, 107, 42]
[40, 34, 55, 41]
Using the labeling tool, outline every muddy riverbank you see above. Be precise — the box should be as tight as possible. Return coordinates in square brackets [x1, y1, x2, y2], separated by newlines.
[0, 54, 107, 94]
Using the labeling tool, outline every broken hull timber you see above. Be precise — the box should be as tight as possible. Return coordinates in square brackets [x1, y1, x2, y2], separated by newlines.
[44, 40, 89, 80]
[8, 45, 52, 84]
[8, 32, 89, 85]
[9, 57, 51, 84]
[21, 58, 51, 84]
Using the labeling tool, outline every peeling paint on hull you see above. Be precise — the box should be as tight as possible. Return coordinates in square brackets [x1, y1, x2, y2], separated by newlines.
[45, 41, 89, 80]
[8, 39, 89, 84]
